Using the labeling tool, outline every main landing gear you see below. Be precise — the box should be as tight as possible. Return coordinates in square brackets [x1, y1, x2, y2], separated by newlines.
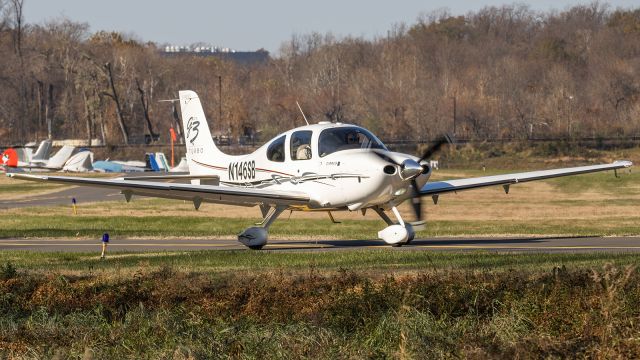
[238, 205, 417, 250]
[238, 205, 286, 250]
[373, 206, 416, 247]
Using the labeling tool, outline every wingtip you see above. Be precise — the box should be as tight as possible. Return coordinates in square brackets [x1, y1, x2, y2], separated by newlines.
[614, 160, 633, 168]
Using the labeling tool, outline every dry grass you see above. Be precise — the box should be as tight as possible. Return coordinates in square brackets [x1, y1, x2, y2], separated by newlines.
[1, 261, 640, 358]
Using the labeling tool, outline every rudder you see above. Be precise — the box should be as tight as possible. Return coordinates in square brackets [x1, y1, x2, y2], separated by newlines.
[32, 140, 52, 162]
[179, 90, 232, 175]
[46, 145, 75, 169]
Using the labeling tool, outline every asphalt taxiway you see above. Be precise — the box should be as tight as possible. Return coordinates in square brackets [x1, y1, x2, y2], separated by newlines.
[1, 186, 120, 209]
[2, 236, 640, 253]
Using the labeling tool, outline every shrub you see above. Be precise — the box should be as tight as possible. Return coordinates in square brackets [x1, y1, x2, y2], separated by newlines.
[0, 262, 17, 280]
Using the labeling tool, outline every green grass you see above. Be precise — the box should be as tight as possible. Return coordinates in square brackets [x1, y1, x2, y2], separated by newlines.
[1, 215, 639, 239]
[2, 249, 640, 274]
[547, 170, 638, 194]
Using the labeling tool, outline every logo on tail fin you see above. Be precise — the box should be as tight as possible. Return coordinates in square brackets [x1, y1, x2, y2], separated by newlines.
[1, 148, 18, 167]
[186, 117, 200, 145]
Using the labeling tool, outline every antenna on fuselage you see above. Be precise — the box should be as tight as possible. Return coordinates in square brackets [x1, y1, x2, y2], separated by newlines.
[296, 101, 310, 126]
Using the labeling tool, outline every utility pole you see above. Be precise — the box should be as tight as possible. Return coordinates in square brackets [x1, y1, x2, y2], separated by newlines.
[218, 75, 224, 133]
[567, 95, 573, 138]
[452, 94, 457, 136]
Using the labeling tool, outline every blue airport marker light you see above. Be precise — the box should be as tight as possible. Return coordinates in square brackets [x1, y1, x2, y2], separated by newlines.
[101, 233, 109, 258]
[71, 197, 78, 215]
[72, 197, 77, 205]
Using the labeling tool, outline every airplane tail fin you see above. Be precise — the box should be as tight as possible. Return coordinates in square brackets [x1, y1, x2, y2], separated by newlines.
[1, 148, 18, 167]
[62, 151, 94, 172]
[32, 140, 52, 162]
[178, 90, 232, 175]
[46, 145, 75, 169]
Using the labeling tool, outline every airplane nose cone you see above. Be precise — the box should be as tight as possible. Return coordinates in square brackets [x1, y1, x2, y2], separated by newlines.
[400, 159, 423, 180]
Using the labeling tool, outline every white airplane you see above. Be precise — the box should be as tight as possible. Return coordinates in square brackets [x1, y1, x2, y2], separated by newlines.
[8, 90, 633, 249]
[2, 144, 76, 171]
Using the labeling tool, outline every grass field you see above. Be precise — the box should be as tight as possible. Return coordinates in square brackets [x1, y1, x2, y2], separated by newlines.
[3, 248, 640, 274]
[1, 251, 639, 358]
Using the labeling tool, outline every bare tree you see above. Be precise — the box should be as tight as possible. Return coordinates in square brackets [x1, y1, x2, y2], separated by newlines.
[135, 77, 158, 141]
[1, 5, 640, 146]
[102, 61, 129, 144]
[9, 0, 23, 59]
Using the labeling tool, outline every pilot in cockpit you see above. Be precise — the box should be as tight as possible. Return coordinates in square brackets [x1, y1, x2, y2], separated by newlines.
[346, 131, 359, 146]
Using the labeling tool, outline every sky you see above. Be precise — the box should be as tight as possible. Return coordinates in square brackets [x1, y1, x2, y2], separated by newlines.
[23, 0, 639, 55]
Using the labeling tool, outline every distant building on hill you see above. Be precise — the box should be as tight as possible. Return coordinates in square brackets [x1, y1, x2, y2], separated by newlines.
[160, 45, 270, 65]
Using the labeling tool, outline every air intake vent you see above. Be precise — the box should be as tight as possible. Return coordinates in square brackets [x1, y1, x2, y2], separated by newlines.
[383, 165, 397, 175]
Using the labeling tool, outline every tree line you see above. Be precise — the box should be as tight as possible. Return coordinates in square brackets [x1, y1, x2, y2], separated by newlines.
[0, 1, 639, 146]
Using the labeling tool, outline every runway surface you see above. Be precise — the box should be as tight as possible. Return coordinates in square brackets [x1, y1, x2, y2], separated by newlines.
[2, 236, 640, 253]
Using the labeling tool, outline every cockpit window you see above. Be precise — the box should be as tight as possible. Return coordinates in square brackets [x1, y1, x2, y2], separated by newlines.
[318, 127, 386, 157]
[267, 135, 286, 162]
[290, 130, 313, 160]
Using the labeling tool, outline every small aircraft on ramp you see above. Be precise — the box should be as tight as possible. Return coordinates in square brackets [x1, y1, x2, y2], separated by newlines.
[8, 90, 633, 249]
[2, 143, 76, 171]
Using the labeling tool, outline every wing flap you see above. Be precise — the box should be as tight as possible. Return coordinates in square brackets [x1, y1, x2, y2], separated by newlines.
[8, 173, 310, 207]
[421, 160, 632, 196]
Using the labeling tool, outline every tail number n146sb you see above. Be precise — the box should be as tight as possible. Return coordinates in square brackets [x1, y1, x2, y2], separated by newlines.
[228, 161, 256, 181]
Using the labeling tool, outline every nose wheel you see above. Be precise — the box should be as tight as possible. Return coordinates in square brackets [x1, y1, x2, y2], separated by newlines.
[373, 206, 416, 246]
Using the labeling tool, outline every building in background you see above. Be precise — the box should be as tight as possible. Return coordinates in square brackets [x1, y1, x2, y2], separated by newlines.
[161, 45, 270, 65]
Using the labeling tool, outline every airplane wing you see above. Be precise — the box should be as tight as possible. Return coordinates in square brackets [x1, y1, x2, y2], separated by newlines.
[7, 173, 310, 207]
[420, 160, 632, 196]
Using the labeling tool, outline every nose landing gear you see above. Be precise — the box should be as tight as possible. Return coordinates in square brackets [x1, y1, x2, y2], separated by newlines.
[373, 206, 416, 246]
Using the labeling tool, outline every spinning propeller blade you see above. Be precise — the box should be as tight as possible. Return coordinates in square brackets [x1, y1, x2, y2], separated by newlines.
[410, 134, 454, 224]
[418, 134, 453, 163]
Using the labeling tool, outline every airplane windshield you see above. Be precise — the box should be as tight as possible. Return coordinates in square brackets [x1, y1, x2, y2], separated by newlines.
[318, 127, 387, 157]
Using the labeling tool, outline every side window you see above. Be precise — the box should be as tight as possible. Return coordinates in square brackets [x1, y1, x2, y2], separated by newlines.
[290, 130, 313, 160]
[266, 135, 286, 162]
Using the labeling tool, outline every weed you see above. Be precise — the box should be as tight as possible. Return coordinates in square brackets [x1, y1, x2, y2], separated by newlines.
[0, 265, 640, 358]
[0, 262, 16, 280]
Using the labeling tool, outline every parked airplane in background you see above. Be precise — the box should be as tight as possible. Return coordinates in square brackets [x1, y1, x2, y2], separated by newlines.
[1, 140, 52, 168]
[27, 139, 53, 164]
[2, 144, 76, 171]
[9, 90, 633, 249]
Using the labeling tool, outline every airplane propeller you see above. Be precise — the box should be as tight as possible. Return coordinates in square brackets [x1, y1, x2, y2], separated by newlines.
[417, 134, 453, 164]
[373, 134, 454, 226]
[409, 134, 454, 224]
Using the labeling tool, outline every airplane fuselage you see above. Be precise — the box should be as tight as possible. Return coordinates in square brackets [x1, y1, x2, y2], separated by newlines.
[187, 122, 430, 211]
